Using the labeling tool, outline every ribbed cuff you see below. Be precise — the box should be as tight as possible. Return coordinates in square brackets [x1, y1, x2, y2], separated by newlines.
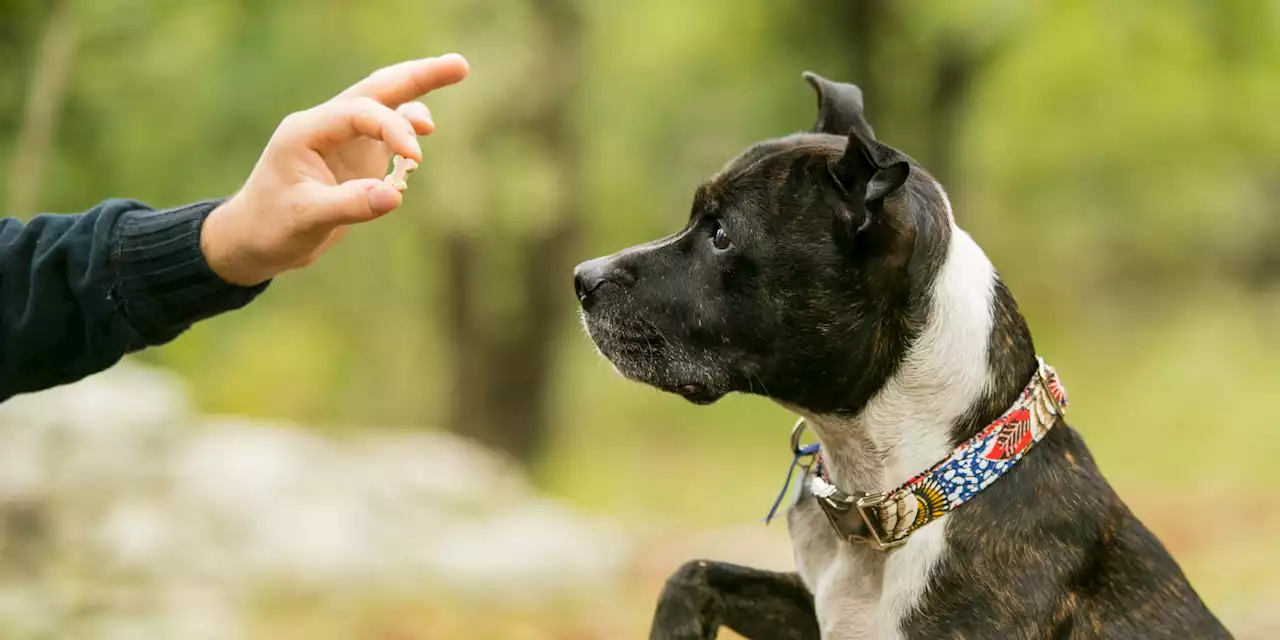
[110, 199, 269, 345]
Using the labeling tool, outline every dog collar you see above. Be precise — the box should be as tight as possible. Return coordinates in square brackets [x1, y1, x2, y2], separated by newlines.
[767, 357, 1068, 550]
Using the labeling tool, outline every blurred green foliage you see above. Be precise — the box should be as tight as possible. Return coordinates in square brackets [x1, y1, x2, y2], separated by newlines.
[3, 0, 1280, 626]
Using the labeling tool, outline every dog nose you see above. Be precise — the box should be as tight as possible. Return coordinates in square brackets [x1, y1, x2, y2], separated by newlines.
[573, 259, 607, 304]
[574, 257, 620, 308]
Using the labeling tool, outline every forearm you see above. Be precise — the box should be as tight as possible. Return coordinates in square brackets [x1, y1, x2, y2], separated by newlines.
[0, 199, 267, 401]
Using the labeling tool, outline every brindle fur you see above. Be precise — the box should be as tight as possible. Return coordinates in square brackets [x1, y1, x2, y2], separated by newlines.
[574, 73, 1230, 639]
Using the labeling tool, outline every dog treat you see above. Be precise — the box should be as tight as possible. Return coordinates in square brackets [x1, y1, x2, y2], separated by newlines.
[384, 155, 419, 192]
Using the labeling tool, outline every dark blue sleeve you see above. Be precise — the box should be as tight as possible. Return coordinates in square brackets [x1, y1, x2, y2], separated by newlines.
[0, 198, 268, 401]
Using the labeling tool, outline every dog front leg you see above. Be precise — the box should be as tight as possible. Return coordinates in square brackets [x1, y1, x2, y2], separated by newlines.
[649, 560, 820, 640]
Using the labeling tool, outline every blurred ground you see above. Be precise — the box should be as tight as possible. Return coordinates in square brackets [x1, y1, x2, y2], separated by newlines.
[0, 364, 627, 640]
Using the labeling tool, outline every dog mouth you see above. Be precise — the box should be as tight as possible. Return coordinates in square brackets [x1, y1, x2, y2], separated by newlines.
[673, 382, 721, 405]
[580, 312, 730, 404]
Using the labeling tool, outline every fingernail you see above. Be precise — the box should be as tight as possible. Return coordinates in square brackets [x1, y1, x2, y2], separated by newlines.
[440, 53, 469, 71]
[409, 137, 423, 159]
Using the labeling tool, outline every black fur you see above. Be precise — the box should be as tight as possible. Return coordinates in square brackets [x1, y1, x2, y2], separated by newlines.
[575, 73, 1230, 639]
[574, 129, 949, 415]
[650, 561, 819, 640]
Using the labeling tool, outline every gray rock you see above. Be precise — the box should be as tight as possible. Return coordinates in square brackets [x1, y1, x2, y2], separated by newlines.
[0, 361, 629, 639]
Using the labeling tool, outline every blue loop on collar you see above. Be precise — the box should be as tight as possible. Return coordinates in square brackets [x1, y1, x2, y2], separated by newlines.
[763, 443, 821, 523]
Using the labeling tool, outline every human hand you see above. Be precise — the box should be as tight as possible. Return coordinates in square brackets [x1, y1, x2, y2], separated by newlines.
[201, 54, 469, 286]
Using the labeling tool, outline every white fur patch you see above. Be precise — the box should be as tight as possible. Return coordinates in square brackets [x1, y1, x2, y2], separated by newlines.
[862, 225, 995, 490]
[792, 192, 997, 639]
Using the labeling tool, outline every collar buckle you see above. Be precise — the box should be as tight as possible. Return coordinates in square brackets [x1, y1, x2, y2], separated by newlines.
[853, 492, 906, 550]
[811, 478, 906, 551]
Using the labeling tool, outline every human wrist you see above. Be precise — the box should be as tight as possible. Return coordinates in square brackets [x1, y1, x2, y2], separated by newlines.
[202, 194, 270, 287]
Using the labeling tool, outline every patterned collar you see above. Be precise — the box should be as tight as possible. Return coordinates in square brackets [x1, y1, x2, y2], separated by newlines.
[768, 357, 1068, 550]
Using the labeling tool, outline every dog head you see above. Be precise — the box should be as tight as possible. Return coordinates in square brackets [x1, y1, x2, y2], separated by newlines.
[574, 73, 956, 414]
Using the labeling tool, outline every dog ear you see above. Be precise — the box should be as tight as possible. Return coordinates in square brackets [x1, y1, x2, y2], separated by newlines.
[803, 71, 877, 140]
[828, 129, 910, 237]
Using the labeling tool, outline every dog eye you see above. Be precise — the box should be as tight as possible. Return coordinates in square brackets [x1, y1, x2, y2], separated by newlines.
[711, 224, 733, 251]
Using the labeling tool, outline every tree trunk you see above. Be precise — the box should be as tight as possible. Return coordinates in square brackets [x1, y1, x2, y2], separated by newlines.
[6, 0, 77, 218]
[824, 2, 996, 190]
[922, 38, 986, 188]
[441, 0, 583, 466]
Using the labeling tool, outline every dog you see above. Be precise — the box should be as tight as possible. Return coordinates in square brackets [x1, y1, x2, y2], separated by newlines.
[573, 73, 1231, 639]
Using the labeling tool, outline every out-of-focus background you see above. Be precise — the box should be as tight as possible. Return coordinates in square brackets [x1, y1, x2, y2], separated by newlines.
[2, 0, 1279, 638]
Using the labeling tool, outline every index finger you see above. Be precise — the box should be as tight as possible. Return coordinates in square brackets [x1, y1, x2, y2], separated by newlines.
[336, 54, 470, 107]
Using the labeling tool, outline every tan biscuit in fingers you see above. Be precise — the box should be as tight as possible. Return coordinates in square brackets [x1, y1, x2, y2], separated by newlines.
[384, 155, 419, 191]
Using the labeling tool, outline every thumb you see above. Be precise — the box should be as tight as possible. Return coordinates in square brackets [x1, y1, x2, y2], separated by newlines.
[309, 179, 403, 226]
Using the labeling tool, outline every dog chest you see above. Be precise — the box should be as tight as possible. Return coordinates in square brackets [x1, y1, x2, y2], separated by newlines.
[789, 491, 949, 640]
